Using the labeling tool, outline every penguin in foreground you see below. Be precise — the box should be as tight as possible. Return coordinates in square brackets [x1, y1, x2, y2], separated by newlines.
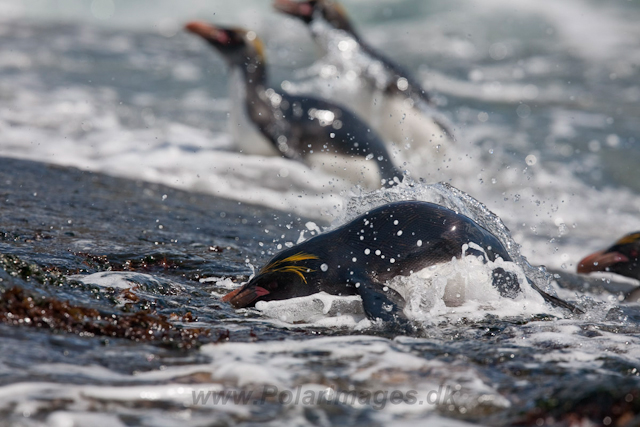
[185, 22, 403, 187]
[577, 232, 640, 280]
[274, 0, 454, 168]
[223, 201, 582, 329]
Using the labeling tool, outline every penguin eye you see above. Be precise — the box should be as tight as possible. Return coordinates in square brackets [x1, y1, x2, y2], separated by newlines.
[215, 30, 231, 45]
[631, 250, 638, 259]
[299, 3, 314, 16]
[266, 281, 278, 290]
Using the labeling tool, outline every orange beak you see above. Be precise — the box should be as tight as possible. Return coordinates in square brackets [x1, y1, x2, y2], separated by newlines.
[222, 285, 270, 308]
[577, 250, 628, 274]
[273, 0, 313, 17]
[185, 21, 218, 38]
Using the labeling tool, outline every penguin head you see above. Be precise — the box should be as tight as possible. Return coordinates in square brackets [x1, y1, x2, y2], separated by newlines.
[577, 232, 640, 280]
[274, 0, 354, 33]
[222, 252, 321, 308]
[185, 22, 266, 68]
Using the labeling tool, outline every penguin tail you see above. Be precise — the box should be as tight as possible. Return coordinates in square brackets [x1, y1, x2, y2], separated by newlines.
[434, 117, 456, 142]
[413, 99, 456, 142]
[527, 278, 585, 314]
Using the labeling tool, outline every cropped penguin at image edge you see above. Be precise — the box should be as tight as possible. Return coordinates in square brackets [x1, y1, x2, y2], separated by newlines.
[223, 201, 583, 330]
[578, 232, 640, 281]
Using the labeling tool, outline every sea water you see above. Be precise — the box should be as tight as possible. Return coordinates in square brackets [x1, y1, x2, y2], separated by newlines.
[0, 0, 639, 425]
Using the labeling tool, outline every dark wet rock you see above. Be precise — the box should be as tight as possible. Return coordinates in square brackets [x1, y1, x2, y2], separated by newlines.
[513, 378, 640, 427]
[0, 157, 314, 350]
[0, 253, 66, 288]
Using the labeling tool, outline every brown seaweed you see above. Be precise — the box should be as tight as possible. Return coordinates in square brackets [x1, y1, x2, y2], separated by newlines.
[0, 287, 210, 349]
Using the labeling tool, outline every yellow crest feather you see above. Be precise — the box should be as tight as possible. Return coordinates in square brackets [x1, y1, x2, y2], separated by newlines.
[332, 2, 348, 18]
[251, 37, 265, 64]
[260, 252, 319, 283]
[615, 232, 640, 246]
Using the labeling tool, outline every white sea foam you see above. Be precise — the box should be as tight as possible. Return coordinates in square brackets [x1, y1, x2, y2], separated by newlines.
[0, 334, 519, 421]
[255, 293, 366, 326]
[69, 271, 183, 301]
[69, 271, 152, 289]
[3, 317, 638, 423]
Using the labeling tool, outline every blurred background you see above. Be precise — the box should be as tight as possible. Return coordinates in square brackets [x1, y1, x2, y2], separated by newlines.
[1, 0, 639, 269]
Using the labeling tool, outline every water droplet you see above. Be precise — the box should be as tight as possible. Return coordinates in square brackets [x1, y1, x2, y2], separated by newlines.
[588, 140, 601, 152]
[489, 42, 508, 60]
[397, 77, 408, 91]
[606, 134, 620, 147]
[321, 263, 328, 272]
[517, 104, 531, 118]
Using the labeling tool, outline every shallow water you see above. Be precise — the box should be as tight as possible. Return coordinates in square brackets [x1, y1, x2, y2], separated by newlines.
[1, 1, 640, 425]
[2, 157, 639, 427]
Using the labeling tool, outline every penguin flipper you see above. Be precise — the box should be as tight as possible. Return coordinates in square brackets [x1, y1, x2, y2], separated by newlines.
[491, 267, 521, 299]
[491, 264, 584, 314]
[527, 278, 585, 314]
[469, 245, 582, 313]
[351, 275, 410, 328]
[412, 98, 456, 141]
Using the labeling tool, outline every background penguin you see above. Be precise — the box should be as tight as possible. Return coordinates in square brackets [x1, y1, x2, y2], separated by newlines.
[273, 0, 454, 173]
[185, 22, 403, 188]
[577, 232, 640, 280]
[223, 201, 581, 329]
[545, 232, 640, 303]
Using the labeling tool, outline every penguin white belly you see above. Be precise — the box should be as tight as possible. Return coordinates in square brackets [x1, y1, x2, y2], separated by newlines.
[300, 73, 452, 179]
[228, 69, 280, 157]
[325, 79, 376, 125]
[373, 94, 452, 179]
